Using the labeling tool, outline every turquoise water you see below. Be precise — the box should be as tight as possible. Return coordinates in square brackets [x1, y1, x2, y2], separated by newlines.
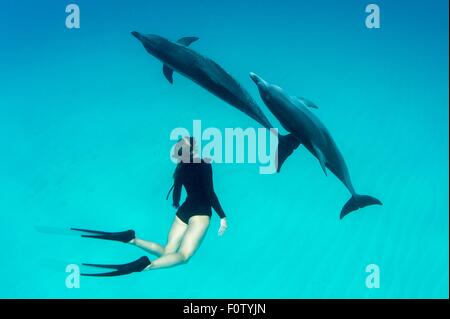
[0, 0, 448, 298]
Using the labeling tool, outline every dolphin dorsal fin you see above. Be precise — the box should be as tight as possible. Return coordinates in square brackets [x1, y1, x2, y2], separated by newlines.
[313, 145, 327, 176]
[176, 36, 199, 46]
[163, 64, 174, 84]
[292, 96, 319, 109]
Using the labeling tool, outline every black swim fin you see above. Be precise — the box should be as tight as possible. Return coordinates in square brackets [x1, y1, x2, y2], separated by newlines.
[81, 256, 151, 277]
[276, 133, 301, 172]
[71, 228, 135, 243]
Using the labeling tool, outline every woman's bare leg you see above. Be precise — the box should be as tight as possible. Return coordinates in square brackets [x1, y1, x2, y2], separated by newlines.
[131, 238, 165, 256]
[131, 216, 188, 256]
[146, 215, 210, 270]
[163, 216, 189, 254]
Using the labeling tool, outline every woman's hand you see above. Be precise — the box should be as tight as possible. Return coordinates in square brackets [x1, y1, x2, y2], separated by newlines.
[218, 218, 228, 236]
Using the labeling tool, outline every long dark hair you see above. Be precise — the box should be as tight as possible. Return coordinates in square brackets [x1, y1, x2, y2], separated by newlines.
[166, 137, 196, 201]
[173, 136, 196, 180]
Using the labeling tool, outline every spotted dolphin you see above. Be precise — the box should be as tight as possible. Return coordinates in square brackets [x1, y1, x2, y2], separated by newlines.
[249, 72, 382, 218]
[131, 32, 300, 170]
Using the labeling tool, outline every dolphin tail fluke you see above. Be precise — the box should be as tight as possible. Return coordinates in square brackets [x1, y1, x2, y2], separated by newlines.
[276, 134, 301, 172]
[340, 194, 382, 219]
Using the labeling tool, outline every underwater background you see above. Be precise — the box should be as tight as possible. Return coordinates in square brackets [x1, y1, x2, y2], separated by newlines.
[0, 0, 448, 298]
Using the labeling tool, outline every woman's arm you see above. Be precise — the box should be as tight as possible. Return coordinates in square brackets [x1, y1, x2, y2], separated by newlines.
[172, 176, 182, 209]
[204, 163, 228, 236]
[204, 163, 226, 218]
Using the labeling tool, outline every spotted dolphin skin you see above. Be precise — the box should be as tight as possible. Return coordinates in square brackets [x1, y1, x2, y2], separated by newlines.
[249, 72, 382, 219]
[131, 32, 300, 170]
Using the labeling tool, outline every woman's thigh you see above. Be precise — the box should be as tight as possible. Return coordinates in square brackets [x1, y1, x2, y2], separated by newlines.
[178, 215, 210, 259]
[165, 215, 189, 254]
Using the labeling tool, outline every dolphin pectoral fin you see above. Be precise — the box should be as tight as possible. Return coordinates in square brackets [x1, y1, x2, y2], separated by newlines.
[292, 96, 319, 109]
[162, 64, 174, 84]
[318, 159, 327, 176]
[313, 145, 327, 176]
[176, 36, 199, 46]
[275, 134, 301, 172]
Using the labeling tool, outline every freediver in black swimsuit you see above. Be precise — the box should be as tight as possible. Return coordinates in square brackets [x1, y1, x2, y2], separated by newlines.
[71, 137, 228, 276]
[173, 157, 226, 224]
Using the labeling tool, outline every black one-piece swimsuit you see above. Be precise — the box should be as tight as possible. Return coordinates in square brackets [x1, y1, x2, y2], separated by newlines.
[172, 160, 226, 224]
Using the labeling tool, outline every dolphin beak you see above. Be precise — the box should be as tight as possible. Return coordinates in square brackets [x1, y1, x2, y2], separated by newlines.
[131, 31, 142, 41]
[249, 72, 262, 85]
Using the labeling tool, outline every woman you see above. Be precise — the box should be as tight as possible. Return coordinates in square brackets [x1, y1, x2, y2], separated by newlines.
[72, 137, 228, 276]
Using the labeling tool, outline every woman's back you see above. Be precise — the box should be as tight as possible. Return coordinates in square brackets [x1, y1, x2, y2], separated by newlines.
[173, 159, 226, 221]
[177, 160, 211, 201]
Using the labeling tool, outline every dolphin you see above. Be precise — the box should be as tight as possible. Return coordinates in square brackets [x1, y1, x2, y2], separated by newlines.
[249, 72, 382, 219]
[131, 32, 300, 170]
